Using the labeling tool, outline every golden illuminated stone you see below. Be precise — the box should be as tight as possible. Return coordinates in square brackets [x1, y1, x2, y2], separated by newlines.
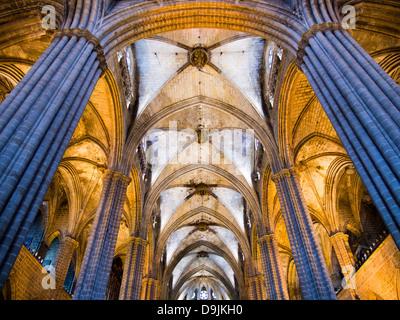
[190, 46, 209, 70]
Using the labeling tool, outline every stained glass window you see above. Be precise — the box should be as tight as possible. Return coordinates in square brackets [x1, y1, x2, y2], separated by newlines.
[200, 287, 208, 300]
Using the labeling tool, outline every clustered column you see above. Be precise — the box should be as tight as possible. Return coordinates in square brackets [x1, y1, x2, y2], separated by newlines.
[329, 232, 358, 299]
[119, 236, 147, 300]
[141, 277, 159, 300]
[297, 23, 400, 250]
[52, 236, 79, 299]
[247, 274, 260, 300]
[272, 167, 336, 300]
[72, 169, 131, 300]
[0, 28, 106, 290]
[258, 233, 289, 300]
[247, 273, 267, 300]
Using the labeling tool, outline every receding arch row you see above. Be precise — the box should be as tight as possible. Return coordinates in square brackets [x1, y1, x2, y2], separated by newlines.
[139, 164, 263, 240]
[154, 206, 252, 275]
[169, 264, 238, 300]
[122, 95, 282, 174]
[159, 239, 245, 300]
[174, 274, 232, 300]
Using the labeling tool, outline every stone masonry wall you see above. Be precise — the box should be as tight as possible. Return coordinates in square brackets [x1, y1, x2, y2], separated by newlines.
[338, 235, 400, 300]
[4, 246, 71, 300]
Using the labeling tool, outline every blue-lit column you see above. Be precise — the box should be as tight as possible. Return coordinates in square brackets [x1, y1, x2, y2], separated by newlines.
[118, 236, 147, 300]
[258, 233, 289, 300]
[298, 23, 400, 250]
[0, 28, 106, 290]
[272, 167, 336, 300]
[73, 170, 131, 300]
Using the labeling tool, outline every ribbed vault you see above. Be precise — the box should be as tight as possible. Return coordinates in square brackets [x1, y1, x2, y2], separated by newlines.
[118, 28, 276, 299]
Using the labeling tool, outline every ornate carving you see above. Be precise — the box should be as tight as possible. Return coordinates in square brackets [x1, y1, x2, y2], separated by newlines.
[104, 169, 132, 185]
[271, 166, 296, 182]
[197, 222, 208, 232]
[53, 28, 107, 73]
[190, 45, 209, 70]
[197, 251, 208, 257]
[295, 22, 345, 68]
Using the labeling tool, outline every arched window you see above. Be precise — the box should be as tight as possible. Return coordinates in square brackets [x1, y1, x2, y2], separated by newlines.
[126, 47, 133, 75]
[63, 261, 76, 295]
[24, 210, 44, 254]
[190, 289, 198, 300]
[44, 237, 60, 267]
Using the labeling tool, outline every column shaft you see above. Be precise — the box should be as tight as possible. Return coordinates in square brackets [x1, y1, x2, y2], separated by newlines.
[258, 233, 289, 300]
[247, 275, 260, 300]
[53, 237, 79, 288]
[329, 232, 358, 299]
[119, 236, 147, 300]
[299, 27, 400, 249]
[72, 170, 131, 300]
[142, 277, 159, 300]
[52, 236, 79, 299]
[272, 167, 336, 300]
[0, 29, 105, 290]
[329, 233, 355, 268]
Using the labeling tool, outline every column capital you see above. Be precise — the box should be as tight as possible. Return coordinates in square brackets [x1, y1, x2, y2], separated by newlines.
[53, 28, 107, 73]
[103, 169, 132, 185]
[147, 277, 158, 284]
[247, 273, 262, 281]
[295, 22, 345, 68]
[63, 236, 79, 249]
[257, 233, 276, 244]
[329, 231, 349, 242]
[271, 166, 296, 182]
[128, 236, 148, 247]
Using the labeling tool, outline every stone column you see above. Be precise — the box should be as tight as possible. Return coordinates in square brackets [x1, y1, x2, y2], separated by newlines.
[142, 277, 159, 300]
[0, 28, 106, 290]
[72, 170, 131, 300]
[141, 277, 150, 300]
[247, 275, 261, 300]
[272, 167, 336, 300]
[119, 236, 147, 300]
[149, 278, 159, 300]
[329, 232, 358, 299]
[257, 274, 268, 300]
[297, 22, 400, 250]
[258, 233, 289, 300]
[52, 236, 78, 297]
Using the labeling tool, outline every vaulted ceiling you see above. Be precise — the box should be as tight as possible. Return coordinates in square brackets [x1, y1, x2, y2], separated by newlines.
[118, 28, 279, 299]
[1, 0, 400, 301]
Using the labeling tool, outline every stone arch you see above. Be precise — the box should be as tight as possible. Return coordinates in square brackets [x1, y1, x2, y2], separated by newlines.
[96, 2, 306, 58]
[324, 156, 357, 233]
[154, 206, 252, 277]
[171, 264, 237, 300]
[123, 96, 280, 174]
[160, 240, 245, 299]
[140, 164, 262, 240]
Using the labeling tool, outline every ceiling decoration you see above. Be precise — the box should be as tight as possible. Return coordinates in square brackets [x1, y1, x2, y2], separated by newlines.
[118, 28, 278, 300]
[190, 45, 209, 70]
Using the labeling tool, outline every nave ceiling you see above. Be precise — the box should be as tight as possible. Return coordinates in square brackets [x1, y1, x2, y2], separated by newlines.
[1, 0, 400, 300]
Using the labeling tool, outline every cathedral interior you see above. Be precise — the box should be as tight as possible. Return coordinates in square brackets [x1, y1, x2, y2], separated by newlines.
[0, 0, 400, 301]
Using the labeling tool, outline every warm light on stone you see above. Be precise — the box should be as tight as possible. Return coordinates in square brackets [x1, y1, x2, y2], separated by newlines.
[1, 1, 400, 302]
